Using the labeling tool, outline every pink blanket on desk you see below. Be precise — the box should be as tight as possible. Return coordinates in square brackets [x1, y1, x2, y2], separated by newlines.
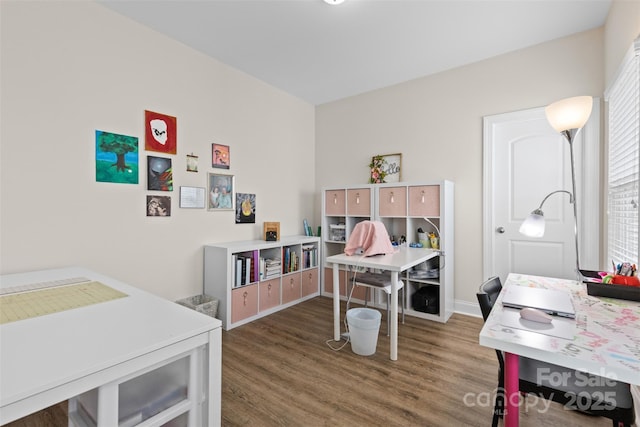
[344, 220, 396, 256]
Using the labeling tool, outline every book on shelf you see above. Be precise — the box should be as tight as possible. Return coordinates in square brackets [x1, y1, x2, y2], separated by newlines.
[245, 256, 251, 285]
[252, 250, 259, 282]
[234, 255, 242, 287]
[259, 257, 265, 280]
[282, 247, 299, 274]
[283, 247, 289, 274]
[301, 245, 317, 269]
[233, 251, 259, 287]
[303, 218, 313, 236]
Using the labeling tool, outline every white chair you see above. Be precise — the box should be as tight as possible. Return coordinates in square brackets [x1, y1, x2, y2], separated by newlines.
[347, 271, 405, 335]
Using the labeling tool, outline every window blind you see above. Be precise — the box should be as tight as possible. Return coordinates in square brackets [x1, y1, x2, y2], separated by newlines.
[606, 39, 640, 266]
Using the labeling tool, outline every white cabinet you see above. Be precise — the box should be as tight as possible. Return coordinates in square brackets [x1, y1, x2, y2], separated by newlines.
[0, 267, 221, 427]
[204, 236, 320, 330]
[69, 348, 204, 427]
[321, 180, 454, 323]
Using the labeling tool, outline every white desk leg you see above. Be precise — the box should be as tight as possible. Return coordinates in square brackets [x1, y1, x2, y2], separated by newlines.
[209, 328, 222, 427]
[332, 263, 341, 341]
[188, 347, 201, 427]
[96, 382, 118, 426]
[390, 271, 398, 361]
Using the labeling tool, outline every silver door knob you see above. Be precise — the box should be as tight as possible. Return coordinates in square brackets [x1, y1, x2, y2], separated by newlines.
[496, 226, 505, 234]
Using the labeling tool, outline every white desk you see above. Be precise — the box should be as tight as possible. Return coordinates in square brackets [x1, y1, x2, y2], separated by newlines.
[0, 267, 222, 426]
[326, 247, 439, 360]
[479, 273, 640, 427]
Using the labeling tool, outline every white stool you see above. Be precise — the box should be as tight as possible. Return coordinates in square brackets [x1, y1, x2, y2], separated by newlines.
[347, 271, 405, 336]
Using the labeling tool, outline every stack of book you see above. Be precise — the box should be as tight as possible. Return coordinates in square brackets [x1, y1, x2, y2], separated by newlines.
[261, 257, 281, 280]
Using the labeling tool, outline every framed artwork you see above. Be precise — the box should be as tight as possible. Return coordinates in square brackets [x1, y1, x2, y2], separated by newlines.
[95, 130, 139, 184]
[186, 154, 198, 172]
[236, 193, 256, 223]
[146, 195, 171, 216]
[212, 143, 230, 169]
[208, 173, 235, 210]
[179, 186, 206, 209]
[145, 110, 177, 154]
[147, 156, 173, 191]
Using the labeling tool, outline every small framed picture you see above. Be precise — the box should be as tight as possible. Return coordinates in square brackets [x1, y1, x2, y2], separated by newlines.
[186, 154, 198, 172]
[179, 186, 206, 209]
[236, 193, 256, 224]
[208, 173, 235, 210]
[147, 156, 173, 191]
[145, 110, 177, 154]
[212, 143, 230, 169]
[147, 195, 171, 216]
[264, 222, 280, 241]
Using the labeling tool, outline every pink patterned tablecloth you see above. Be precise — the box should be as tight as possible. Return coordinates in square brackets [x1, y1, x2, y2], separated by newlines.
[483, 273, 640, 381]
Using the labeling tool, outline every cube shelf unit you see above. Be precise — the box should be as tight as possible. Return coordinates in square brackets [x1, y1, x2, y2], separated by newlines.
[321, 180, 454, 323]
[204, 236, 320, 330]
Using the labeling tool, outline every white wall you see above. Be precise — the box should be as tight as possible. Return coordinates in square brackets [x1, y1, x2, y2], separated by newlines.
[604, 0, 640, 86]
[0, 1, 316, 300]
[2, 1, 634, 309]
[315, 28, 604, 305]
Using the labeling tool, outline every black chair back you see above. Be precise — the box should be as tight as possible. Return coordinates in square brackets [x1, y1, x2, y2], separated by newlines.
[477, 276, 502, 320]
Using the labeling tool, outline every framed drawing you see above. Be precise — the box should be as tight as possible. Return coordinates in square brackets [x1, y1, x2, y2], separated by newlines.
[263, 222, 280, 241]
[147, 156, 173, 191]
[236, 193, 256, 224]
[212, 143, 230, 169]
[145, 110, 177, 154]
[208, 173, 234, 210]
[95, 130, 139, 184]
[186, 153, 198, 172]
[146, 195, 171, 217]
[179, 186, 206, 208]
[381, 153, 401, 183]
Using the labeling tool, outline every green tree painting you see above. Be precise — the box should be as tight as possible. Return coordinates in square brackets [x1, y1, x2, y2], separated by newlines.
[95, 130, 139, 184]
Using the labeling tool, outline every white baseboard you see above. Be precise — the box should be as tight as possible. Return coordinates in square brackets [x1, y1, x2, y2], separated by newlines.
[455, 299, 482, 318]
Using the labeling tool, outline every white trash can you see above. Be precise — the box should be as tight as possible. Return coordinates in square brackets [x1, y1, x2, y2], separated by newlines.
[346, 308, 381, 356]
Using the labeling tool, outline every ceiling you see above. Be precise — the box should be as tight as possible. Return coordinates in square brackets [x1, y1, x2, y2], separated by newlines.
[98, 0, 612, 105]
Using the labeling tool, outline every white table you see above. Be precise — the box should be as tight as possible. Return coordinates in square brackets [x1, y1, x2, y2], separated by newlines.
[479, 273, 640, 427]
[326, 247, 439, 360]
[0, 267, 222, 426]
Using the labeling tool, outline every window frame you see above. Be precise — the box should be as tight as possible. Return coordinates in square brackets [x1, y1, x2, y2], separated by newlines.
[605, 37, 640, 268]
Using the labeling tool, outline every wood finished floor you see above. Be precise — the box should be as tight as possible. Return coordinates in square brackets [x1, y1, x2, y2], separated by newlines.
[7, 296, 615, 426]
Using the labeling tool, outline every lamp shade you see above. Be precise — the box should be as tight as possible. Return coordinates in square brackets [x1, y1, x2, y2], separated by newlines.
[544, 96, 593, 133]
[519, 209, 545, 238]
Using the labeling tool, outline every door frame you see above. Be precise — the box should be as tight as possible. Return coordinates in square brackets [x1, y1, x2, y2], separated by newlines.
[482, 101, 601, 279]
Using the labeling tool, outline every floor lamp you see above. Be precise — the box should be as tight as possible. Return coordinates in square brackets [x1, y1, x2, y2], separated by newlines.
[519, 96, 593, 276]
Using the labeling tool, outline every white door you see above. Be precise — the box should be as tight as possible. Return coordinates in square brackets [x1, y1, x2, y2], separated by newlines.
[483, 105, 600, 283]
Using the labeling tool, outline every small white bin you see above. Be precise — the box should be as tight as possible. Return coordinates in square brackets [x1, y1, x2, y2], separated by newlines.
[347, 308, 381, 356]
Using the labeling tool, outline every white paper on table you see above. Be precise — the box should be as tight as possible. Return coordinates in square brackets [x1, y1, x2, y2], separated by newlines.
[500, 307, 576, 339]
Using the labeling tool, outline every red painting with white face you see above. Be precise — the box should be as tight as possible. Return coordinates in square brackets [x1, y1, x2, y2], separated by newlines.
[145, 110, 177, 154]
